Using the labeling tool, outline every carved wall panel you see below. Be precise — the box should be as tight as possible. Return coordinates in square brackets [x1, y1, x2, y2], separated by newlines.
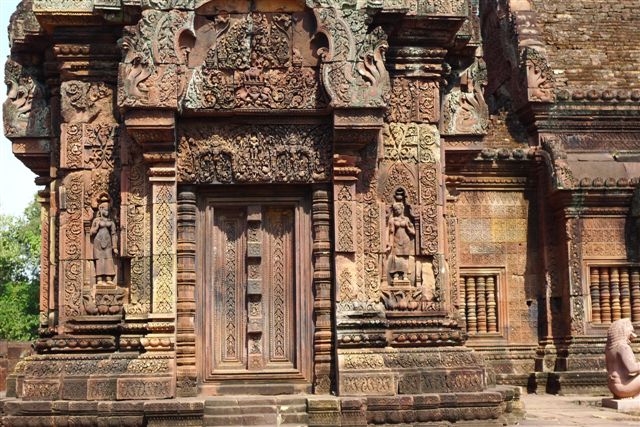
[335, 181, 356, 253]
[375, 123, 443, 312]
[456, 190, 540, 344]
[177, 122, 332, 184]
[57, 80, 124, 323]
[581, 217, 627, 260]
[38, 190, 51, 327]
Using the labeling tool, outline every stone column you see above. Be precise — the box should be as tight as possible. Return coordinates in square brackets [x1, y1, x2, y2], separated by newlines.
[312, 185, 334, 394]
[176, 185, 197, 396]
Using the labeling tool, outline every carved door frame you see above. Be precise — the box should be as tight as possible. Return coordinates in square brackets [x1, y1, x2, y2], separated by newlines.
[194, 186, 314, 393]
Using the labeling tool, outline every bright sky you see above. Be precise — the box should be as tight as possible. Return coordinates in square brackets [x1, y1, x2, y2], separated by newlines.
[1, 0, 38, 217]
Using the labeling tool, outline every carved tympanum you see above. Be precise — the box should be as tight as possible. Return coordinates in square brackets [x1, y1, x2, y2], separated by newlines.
[606, 318, 640, 399]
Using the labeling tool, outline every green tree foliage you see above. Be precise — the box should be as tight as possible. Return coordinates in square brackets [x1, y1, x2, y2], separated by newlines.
[0, 197, 41, 340]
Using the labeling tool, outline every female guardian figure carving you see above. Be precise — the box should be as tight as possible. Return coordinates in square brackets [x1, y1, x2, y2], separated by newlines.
[90, 195, 118, 286]
[385, 190, 415, 283]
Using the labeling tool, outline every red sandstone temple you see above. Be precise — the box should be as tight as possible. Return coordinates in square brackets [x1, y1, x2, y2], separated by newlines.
[2, 0, 640, 425]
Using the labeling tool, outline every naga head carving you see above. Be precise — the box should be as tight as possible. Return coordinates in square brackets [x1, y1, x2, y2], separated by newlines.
[3, 58, 49, 138]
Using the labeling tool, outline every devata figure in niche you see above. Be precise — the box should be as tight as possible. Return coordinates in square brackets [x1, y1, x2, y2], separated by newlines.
[91, 195, 118, 286]
[386, 189, 415, 284]
[606, 318, 640, 399]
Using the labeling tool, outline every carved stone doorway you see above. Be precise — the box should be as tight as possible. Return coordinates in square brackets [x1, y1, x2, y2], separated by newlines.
[198, 190, 313, 394]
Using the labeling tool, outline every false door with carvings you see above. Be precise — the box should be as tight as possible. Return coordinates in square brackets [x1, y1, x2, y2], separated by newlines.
[200, 194, 313, 389]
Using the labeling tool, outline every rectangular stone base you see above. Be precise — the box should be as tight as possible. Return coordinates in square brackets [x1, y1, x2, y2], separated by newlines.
[602, 397, 640, 412]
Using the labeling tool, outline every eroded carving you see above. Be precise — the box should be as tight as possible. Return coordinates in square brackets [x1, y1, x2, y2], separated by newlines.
[3, 59, 50, 137]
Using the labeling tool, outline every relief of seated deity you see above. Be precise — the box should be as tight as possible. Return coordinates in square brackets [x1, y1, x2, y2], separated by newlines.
[606, 318, 640, 399]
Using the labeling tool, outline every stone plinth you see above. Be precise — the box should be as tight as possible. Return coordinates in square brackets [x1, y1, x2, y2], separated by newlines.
[602, 397, 640, 412]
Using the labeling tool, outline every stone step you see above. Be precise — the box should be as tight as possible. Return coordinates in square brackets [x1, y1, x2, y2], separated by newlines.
[275, 397, 308, 406]
[203, 413, 278, 426]
[279, 412, 309, 424]
[204, 405, 277, 416]
[278, 403, 307, 414]
[205, 397, 277, 407]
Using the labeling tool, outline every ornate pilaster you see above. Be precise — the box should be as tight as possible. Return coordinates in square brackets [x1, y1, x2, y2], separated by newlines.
[566, 215, 586, 336]
[125, 110, 177, 347]
[124, 109, 177, 398]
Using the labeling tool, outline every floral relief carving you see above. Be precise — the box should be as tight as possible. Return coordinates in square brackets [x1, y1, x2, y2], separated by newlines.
[61, 81, 113, 123]
[522, 47, 554, 103]
[62, 173, 85, 318]
[152, 184, 175, 314]
[386, 78, 438, 123]
[540, 135, 577, 189]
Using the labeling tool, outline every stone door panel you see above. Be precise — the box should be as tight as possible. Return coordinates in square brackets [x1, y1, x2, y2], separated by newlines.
[200, 195, 312, 386]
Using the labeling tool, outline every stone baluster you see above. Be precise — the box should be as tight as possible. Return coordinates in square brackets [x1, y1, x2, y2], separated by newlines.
[476, 276, 487, 333]
[466, 276, 477, 333]
[486, 275, 498, 333]
[631, 268, 640, 322]
[600, 267, 612, 323]
[620, 267, 631, 320]
[611, 267, 622, 321]
[589, 267, 601, 323]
